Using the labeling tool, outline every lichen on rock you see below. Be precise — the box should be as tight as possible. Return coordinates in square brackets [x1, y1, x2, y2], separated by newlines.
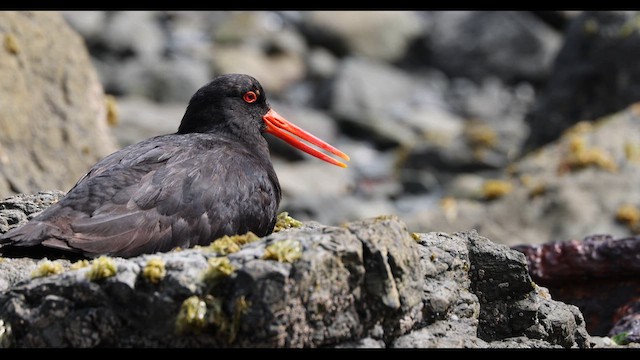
[30, 259, 64, 278]
[263, 239, 302, 263]
[86, 256, 117, 281]
[142, 257, 166, 284]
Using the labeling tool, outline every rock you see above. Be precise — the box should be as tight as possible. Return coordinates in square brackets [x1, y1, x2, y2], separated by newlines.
[62, 11, 216, 102]
[210, 12, 307, 95]
[0, 11, 119, 197]
[397, 78, 534, 190]
[0, 191, 65, 235]
[418, 11, 561, 84]
[0, 197, 591, 348]
[307, 47, 339, 79]
[110, 96, 187, 147]
[300, 11, 423, 62]
[525, 11, 640, 149]
[404, 103, 640, 247]
[515, 234, 640, 341]
[330, 57, 460, 149]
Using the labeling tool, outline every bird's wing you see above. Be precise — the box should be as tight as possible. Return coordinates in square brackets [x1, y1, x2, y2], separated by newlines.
[2, 135, 280, 258]
[0, 137, 184, 256]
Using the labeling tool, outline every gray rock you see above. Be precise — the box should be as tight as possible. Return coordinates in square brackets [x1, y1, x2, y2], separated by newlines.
[110, 96, 188, 147]
[102, 11, 165, 61]
[60, 11, 107, 39]
[525, 11, 640, 149]
[0, 11, 119, 197]
[210, 12, 307, 95]
[301, 11, 424, 62]
[405, 103, 640, 246]
[307, 47, 339, 79]
[0, 200, 591, 348]
[0, 191, 65, 234]
[423, 11, 561, 83]
[392, 319, 489, 348]
[334, 337, 385, 348]
[331, 57, 460, 148]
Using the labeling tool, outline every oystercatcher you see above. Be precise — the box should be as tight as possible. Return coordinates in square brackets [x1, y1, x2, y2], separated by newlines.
[0, 74, 349, 258]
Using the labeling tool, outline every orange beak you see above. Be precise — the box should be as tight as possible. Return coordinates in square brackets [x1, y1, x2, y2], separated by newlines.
[263, 109, 350, 168]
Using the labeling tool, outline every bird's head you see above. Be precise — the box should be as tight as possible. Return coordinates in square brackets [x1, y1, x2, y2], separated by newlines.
[178, 74, 349, 168]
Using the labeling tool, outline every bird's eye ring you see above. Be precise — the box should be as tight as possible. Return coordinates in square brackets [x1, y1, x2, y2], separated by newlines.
[243, 91, 258, 103]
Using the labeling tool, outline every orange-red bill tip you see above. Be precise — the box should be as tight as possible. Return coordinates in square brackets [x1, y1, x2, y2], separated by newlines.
[263, 109, 349, 168]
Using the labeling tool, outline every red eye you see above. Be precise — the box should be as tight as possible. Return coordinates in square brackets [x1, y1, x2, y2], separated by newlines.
[243, 91, 257, 103]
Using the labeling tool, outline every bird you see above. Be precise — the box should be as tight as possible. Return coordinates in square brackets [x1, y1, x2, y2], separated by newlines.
[0, 74, 349, 259]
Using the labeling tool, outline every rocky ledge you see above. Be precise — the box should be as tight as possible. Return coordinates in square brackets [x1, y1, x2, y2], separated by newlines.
[0, 192, 590, 348]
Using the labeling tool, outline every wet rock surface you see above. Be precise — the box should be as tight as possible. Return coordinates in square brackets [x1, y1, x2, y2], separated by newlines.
[515, 234, 640, 344]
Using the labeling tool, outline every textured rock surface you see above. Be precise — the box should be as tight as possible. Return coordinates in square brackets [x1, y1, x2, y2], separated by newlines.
[525, 11, 640, 149]
[0, 11, 118, 197]
[405, 103, 640, 246]
[418, 11, 561, 84]
[0, 193, 590, 348]
[515, 234, 640, 343]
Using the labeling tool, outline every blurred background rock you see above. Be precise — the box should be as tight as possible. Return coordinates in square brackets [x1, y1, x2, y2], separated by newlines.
[4, 10, 640, 247]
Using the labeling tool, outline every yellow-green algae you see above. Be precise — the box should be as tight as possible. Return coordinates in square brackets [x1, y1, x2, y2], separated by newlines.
[619, 14, 640, 38]
[624, 142, 640, 163]
[86, 256, 117, 281]
[202, 256, 234, 282]
[175, 294, 249, 343]
[142, 257, 166, 284]
[175, 296, 208, 334]
[263, 239, 302, 263]
[3, 34, 19, 55]
[273, 212, 303, 232]
[519, 175, 548, 199]
[464, 121, 498, 149]
[559, 135, 618, 173]
[616, 204, 640, 233]
[70, 259, 90, 270]
[206, 231, 259, 255]
[0, 319, 10, 348]
[105, 94, 119, 127]
[583, 18, 599, 34]
[439, 196, 458, 221]
[31, 260, 64, 278]
[229, 296, 250, 343]
[481, 179, 513, 200]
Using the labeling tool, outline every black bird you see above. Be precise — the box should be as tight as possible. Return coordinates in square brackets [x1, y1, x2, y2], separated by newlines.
[0, 74, 349, 258]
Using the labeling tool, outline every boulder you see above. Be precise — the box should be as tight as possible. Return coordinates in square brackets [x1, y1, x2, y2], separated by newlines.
[299, 11, 423, 63]
[416, 11, 561, 84]
[525, 11, 640, 149]
[0, 194, 591, 348]
[404, 103, 640, 247]
[0, 11, 118, 197]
